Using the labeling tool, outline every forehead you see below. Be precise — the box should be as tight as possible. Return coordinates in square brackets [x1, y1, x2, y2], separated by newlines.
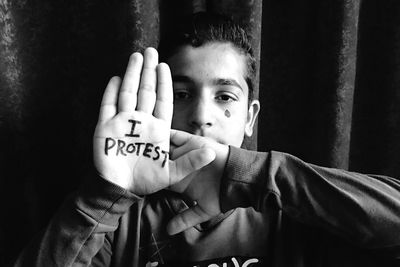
[166, 42, 248, 91]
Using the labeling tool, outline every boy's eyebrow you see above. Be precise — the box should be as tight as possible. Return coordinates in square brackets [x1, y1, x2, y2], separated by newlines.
[213, 78, 243, 91]
[172, 75, 194, 83]
[172, 76, 243, 91]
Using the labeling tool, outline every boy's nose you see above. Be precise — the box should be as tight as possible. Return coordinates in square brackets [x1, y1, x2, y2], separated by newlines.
[189, 98, 214, 130]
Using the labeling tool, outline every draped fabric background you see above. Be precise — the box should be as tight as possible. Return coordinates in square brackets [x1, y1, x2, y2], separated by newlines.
[1, 0, 400, 264]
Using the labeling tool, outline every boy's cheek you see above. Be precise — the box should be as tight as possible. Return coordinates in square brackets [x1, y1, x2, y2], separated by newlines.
[171, 116, 188, 132]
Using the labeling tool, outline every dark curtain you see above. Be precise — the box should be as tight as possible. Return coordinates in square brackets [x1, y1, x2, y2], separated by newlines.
[1, 0, 400, 264]
[259, 0, 400, 175]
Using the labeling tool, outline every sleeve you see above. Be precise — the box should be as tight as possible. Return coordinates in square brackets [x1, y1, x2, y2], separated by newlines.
[220, 147, 400, 253]
[14, 172, 141, 267]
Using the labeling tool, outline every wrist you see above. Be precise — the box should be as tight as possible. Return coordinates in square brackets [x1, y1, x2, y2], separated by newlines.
[219, 147, 270, 212]
[214, 143, 229, 178]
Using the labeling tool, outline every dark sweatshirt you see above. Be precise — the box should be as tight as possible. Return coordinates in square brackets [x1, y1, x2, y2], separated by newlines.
[15, 147, 400, 266]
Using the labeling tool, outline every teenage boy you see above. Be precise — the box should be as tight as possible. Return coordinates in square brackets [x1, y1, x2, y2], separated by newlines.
[15, 13, 400, 267]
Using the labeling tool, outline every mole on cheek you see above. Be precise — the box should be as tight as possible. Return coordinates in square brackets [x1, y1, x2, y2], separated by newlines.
[224, 110, 231, 118]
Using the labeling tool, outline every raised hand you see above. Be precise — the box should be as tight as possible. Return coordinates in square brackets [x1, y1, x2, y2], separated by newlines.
[166, 129, 229, 235]
[93, 48, 215, 196]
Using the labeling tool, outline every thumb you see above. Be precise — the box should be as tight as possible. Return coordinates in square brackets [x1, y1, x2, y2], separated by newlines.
[168, 147, 215, 185]
[166, 205, 212, 235]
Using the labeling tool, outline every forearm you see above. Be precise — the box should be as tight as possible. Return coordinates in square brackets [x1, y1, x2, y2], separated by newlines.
[14, 173, 140, 267]
[220, 147, 400, 250]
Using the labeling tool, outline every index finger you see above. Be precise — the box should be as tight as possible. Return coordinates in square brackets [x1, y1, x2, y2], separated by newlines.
[166, 205, 211, 235]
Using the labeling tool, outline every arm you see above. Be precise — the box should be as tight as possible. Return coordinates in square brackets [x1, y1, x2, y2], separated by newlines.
[167, 138, 400, 258]
[15, 48, 215, 266]
[15, 173, 139, 267]
[220, 147, 400, 252]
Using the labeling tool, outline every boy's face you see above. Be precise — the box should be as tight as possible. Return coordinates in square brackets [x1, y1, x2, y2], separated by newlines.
[167, 42, 260, 147]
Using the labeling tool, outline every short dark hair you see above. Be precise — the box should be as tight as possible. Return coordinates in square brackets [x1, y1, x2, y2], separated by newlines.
[159, 12, 256, 101]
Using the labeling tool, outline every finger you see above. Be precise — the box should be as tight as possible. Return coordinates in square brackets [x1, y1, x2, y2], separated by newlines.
[153, 63, 173, 122]
[168, 148, 215, 185]
[136, 47, 158, 113]
[118, 52, 143, 113]
[98, 76, 121, 122]
[170, 129, 195, 147]
[166, 205, 211, 235]
[170, 129, 203, 160]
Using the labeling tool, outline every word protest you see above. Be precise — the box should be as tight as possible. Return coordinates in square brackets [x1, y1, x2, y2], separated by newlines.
[104, 119, 169, 168]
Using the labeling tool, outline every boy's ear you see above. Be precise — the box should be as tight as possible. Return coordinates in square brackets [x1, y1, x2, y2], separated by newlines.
[245, 100, 260, 137]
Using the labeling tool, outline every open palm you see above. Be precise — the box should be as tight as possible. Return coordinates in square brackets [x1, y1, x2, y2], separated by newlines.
[93, 48, 215, 196]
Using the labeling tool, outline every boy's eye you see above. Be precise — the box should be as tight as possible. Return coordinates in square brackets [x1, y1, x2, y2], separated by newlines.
[174, 91, 191, 100]
[215, 93, 236, 102]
